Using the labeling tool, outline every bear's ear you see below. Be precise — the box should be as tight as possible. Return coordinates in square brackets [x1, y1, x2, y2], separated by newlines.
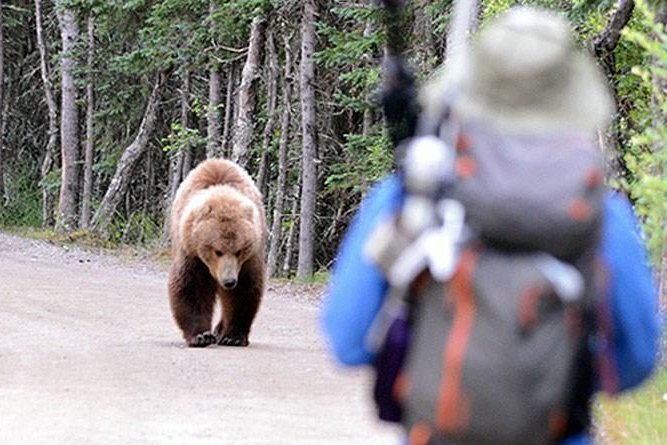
[200, 202, 214, 217]
[242, 203, 258, 225]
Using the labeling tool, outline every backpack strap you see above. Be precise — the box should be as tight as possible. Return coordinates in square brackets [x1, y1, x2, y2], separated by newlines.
[560, 253, 602, 440]
[435, 248, 478, 432]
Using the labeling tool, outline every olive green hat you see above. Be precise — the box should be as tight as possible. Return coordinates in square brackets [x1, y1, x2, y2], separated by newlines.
[451, 7, 613, 134]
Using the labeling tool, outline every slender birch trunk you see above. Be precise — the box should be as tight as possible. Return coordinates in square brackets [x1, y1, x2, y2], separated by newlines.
[296, 0, 318, 279]
[180, 72, 192, 178]
[282, 183, 301, 276]
[207, 66, 222, 159]
[206, 2, 222, 159]
[56, 4, 80, 232]
[221, 65, 235, 157]
[267, 35, 294, 277]
[80, 14, 95, 229]
[231, 15, 266, 168]
[256, 28, 278, 196]
[0, 0, 5, 208]
[162, 73, 191, 241]
[35, 0, 59, 227]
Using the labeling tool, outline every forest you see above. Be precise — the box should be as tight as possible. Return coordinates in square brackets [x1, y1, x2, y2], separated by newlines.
[0, 0, 665, 289]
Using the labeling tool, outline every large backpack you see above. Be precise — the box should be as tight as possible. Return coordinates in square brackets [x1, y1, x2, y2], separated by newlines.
[368, 123, 605, 445]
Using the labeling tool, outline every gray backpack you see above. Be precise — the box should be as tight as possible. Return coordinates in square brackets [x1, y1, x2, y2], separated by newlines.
[396, 126, 605, 444]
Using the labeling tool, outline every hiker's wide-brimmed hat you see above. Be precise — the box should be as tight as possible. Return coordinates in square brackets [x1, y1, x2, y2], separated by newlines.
[449, 7, 613, 134]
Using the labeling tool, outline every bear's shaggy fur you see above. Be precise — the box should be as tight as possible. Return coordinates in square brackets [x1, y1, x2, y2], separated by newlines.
[168, 159, 266, 347]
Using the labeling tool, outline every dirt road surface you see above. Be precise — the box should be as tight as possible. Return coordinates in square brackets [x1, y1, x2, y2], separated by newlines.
[0, 233, 402, 444]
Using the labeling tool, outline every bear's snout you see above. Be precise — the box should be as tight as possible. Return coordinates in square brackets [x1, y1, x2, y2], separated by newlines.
[222, 278, 237, 289]
[216, 255, 240, 290]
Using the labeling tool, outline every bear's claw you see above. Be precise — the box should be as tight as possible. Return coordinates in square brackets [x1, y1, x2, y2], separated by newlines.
[218, 334, 249, 347]
[188, 331, 217, 347]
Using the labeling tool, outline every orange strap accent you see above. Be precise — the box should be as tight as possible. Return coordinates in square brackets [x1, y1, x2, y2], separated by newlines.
[568, 198, 591, 221]
[455, 156, 477, 178]
[392, 372, 411, 404]
[518, 285, 544, 332]
[409, 422, 433, 445]
[456, 133, 472, 151]
[585, 168, 603, 188]
[435, 249, 476, 432]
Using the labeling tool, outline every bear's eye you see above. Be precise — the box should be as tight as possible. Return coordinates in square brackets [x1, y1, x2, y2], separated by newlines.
[214, 250, 223, 257]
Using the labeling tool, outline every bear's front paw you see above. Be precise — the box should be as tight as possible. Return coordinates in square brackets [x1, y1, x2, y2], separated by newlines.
[188, 331, 217, 347]
[218, 334, 249, 347]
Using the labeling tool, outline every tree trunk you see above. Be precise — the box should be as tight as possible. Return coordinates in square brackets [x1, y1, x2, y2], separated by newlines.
[180, 72, 192, 178]
[593, 0, 635, 64]
[256, 28, 278, 196]
[222, 64, 235, 157]
[206, 2, 222, 159]
[143, 135, 154, 214]
[267, 35, 294, 277]
[231, 15, 266, 168]
[362, 14, 376, 137]
[207, 67, 222, 159]
[91, 73, 165, 237]
[56, 5, 80, 232]
[80, 14, 95, 229]
[297, 0, 318, 279]
[592, 0, 635, 180]
[282, 183, 301, 276]
[35, 0, 59, 227]
[162, 73, 190, 241]
[0, 0, 5, 208]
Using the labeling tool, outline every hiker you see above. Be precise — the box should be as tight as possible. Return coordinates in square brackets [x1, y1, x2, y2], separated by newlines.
[321, 6, 661, 445]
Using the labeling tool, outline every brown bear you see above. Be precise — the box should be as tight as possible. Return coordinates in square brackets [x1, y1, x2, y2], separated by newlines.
[168, 159, 266, 347]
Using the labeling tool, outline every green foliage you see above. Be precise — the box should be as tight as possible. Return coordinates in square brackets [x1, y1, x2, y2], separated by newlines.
[423, 0, 452, 37]
[480, 0, 514, 21]
[113, 0, 210, 74]
[107, 210, 162, 245]
[39, 169, 62, 195]
[317, 5, 383, 113]
[325, 132, 393, 195]
[0, 166, 42, 228]
[317, 10, 380, 68]
[162, 122, 207, 156]
[316, 2, 392, 201]
[622, 2, 667, 267]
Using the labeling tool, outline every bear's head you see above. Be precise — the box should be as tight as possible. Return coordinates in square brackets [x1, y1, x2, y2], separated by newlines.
[180, 185, 262, 290]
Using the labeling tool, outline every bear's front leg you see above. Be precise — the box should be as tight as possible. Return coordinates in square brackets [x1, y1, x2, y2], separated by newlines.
[214, 304, 253, 346]
[214, 318, 249, 347]
[216, 259, 264, 347]
[168, 255, 218, 347]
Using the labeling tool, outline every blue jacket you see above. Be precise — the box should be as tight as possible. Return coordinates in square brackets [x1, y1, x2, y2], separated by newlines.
[321, 174, 661, 442]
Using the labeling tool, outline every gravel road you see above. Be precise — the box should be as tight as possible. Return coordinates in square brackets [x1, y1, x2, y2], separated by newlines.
[0, 232, 401, 445]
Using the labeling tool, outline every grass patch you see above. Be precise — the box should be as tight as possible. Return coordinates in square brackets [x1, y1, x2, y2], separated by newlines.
[4, 226, 118, 249]
[595, 368, 667, 444]
[2, 226, 172, 266]
[294, 269, 330, 285]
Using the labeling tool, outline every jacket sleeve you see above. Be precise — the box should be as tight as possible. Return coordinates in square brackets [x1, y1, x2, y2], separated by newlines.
[600, 192, 662, 392]
[321, 175, 404, 366]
